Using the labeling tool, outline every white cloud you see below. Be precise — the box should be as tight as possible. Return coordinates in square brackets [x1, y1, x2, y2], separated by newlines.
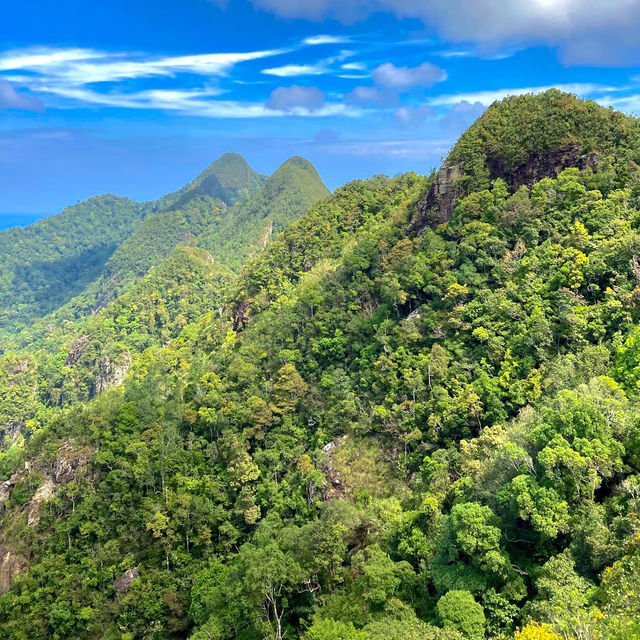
[262, 64, 327, 77]
[248, 0, 640, 65]
[266, 85, 326, 113]
[373, 61, 447, 90]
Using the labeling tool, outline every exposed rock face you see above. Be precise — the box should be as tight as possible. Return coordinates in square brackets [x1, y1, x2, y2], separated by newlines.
[410, 146, 602, 235]
[52, 439, 91, 484]
[93, 351, 131, 395]
[0, 546, 28, 595]
[114, 566, 139, 593]
[27, 478, 55, 526]
[409, 163, 463, 234]
[489, 145, 599, 191]
[65, 335, 90, 367]
[0, 439, 91, 525]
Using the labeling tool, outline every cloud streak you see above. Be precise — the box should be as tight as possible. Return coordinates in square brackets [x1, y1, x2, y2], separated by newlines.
[0, 45, 356, 118]
[0, 46, 288, 84]
[262, 63, 327, 77]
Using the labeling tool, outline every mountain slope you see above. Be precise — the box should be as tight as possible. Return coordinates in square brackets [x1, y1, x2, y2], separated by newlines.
[0, 195, 145, 333]
[197, 155, 330, 270]
[2, 92, 640, 640]
[0, 154, 267, 336]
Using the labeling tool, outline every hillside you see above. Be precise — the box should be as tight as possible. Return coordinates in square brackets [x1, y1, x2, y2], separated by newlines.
[197, 156, 330, 270]
[0, 195, 146, 332]
[0, 154, 327, 343]
[2, 92, 640, 640]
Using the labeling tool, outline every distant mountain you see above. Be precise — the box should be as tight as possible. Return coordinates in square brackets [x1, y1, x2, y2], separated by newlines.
[197, 155, 330, 269]
[0, 195, 145, 332]
[92, 155, 326, 308]
[0, 153, 327, 337]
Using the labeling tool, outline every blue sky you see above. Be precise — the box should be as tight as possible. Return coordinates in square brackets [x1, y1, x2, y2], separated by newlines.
[3, 0, 640, 219]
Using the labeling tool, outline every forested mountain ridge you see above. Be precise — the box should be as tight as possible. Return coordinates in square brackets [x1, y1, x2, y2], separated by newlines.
[0, 195, 146, 332]
[0, 153, 262, 336]
[2, 91, 640, 640]
[0, 154, 324, 344]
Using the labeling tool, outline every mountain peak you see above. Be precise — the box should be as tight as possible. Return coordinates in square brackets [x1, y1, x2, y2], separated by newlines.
[411, 89, 640, 233]
[269, 156, 326, 186]
[187, 152, 266, 206]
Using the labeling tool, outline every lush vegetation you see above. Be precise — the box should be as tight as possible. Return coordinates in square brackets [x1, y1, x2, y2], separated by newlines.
[0, 153, 325, 350]
[0, 195, 145, 333]
[1, 92, 640, 640]
[448, 89, 640, 192]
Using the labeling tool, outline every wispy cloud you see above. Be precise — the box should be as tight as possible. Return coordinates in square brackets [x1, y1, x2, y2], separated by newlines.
[435, 50, 472, 58]
[262, 63, 327, 77]
[303, 35, 350, 45]
[0, 45, 359, 118]
[36, 83, 354, 118]
[0, 46, 288, 84]
[597, 93, 640, 114]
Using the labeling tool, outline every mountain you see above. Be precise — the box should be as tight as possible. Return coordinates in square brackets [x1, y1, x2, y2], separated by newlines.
[0, 154, 327, 340]
[411, 88, 640, 230]
[2, 92, 640, 640]
[0, 153, 263, 336]
[0, 195, 145, 332]
[157, 152, 267, 211]
[197, 156, 330, 270]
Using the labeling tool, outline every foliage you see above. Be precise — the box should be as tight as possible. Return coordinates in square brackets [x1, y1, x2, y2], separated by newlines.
[2, 92, 640, 640]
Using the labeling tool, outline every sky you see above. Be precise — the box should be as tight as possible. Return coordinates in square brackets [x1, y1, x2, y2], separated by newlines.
[3, 0, 640, 221]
